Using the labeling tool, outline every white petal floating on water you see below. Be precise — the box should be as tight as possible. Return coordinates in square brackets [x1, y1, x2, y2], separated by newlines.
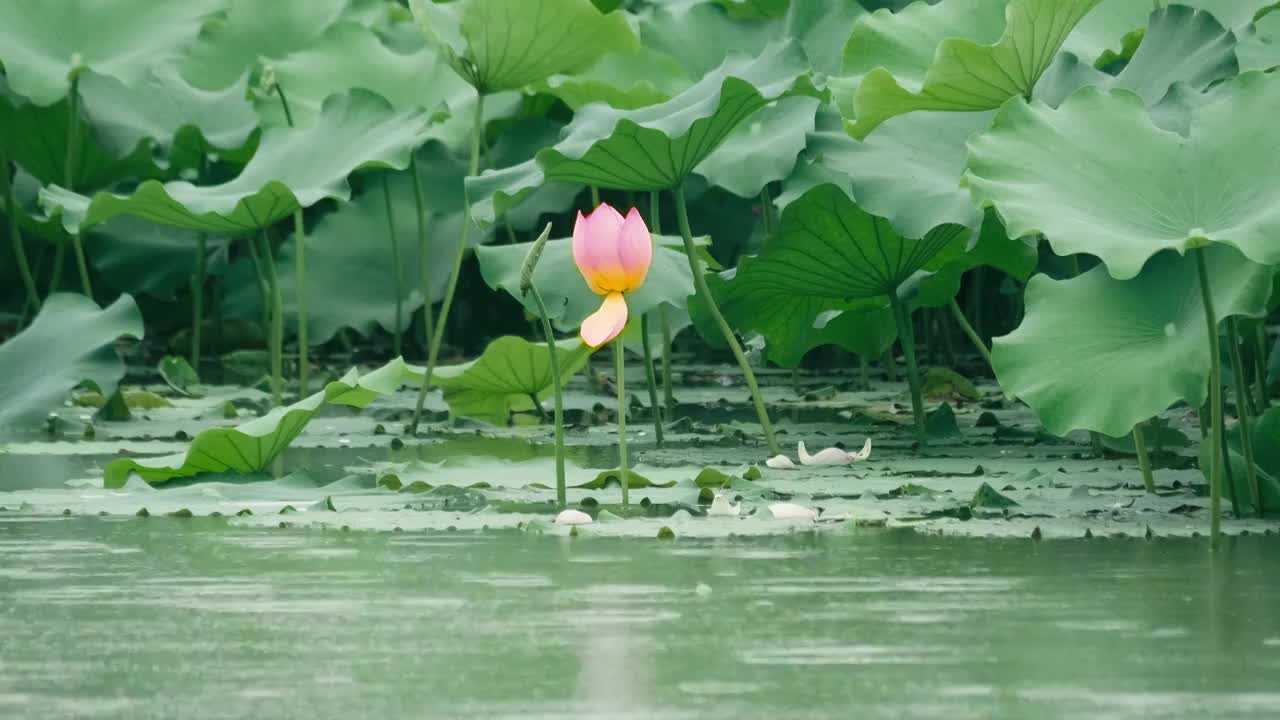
[798, 437, 873, 466]
[765, 454, 800, 469]
[554, 509, 593, 526]
[768, 502, 818, 521]
[708, 494, 740, 517]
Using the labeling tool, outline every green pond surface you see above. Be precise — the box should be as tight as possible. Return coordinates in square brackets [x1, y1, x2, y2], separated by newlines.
[2, 517, 1278, 720]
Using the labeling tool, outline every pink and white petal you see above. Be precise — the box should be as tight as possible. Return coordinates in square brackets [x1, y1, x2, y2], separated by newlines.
[573, 211, 615, 294]
[585, 202, 625, 240]
[616, 207, 653, 290]
[580, 292, 629, 347]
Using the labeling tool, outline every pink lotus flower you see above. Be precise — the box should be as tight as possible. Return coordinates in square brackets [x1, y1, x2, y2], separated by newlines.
[572, 203, 652, 347]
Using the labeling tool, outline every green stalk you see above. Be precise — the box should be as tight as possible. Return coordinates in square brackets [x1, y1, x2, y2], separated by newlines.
[948, 298, 991, 369]
[528, 287, 566, 507]
[1194, 248, 1223, 550]
[257, 231, 284, 407]
[1133, 420, 1156, 494]
[615, 339, 630, 506]
[759, 185, 773, 238]
[1067, 255, 1106, 455]
[649, 190, 676, 417]
[409, 156, 435, 358]
[1227, 318, 1262, 516]
[590, 185, 600, 209]
[858, 353, 871, 389]
[883, 348, 897, 382]
[191, 234, 206, 371]
[1253, 324, 1270, 410]
[293, 210, 308, 395]
[1, 153, 40, 312]
[245, 232, 270, 331]
[673, 185, 780, 456]
[888, 288, 927, 445]
[65, 75, 92, 298]
[409, 93, 485, 434]
[382, 175, 403, 356]
[640, 313, 665, 447]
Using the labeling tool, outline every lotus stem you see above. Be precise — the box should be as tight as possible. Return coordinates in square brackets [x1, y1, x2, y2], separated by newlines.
[528, 287, 566, 507]
[1194, 248, 1223, 550]
[1, 152, 39, 314]
[615, 339, 630, 506]
[1133, 420, 1156, 494]
[1254, 323, 1270, 410]
[1227, 317, 1262, 516]
[859, 353, 870, 389]
[948, 298, 991, 369]
[409, 93, 485, 434]
[382, 175, 403, 356]
[65, 75, 93, 299]
[883, 348, 897, 382]
[888, 289, 927, 445]
[590, 185, 600, 209]
[648, 190, 676, 416]
[271, 84, 307, 396]
[640, 313, 664, 447]
[672, 184, 780, 456]
[244, 231, 270, 330]
[191, 233, 206, 371]
[257, 231, 284, 407]
[759, 185, 773, 238]
[409, 154, 435, 358]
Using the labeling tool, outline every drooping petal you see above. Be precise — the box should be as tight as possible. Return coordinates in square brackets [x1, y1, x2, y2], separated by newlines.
[616, 207, 653, 291]
[580, 291, 629, 347]
[765, 454, 799, 469]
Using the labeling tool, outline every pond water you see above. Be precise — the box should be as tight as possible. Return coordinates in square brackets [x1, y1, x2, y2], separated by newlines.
[2, 517, 1278, 719]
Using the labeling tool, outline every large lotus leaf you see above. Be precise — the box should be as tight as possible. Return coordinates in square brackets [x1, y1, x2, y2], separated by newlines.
[965, 71, 1280, 280]
[703, 257, 895, 368]
[539, 46, 692, 110]
[224, 151, 487, 344]
[432, 336, 593, 424]
[0, 294, 143, 432]
[102, 359, 418, 487]
[784, 0, 867, 76]
[0, 84, 162, 191]
[1238, 10, 1280, 72]
[717, 0, 790, 19]
[89, 218, 229, 301]
[1111, 5, 1239, 107]
[78, 67, 259, 171]
[992, 245, 1272, 437]
[180, 0, 353, 90]
[1215, 407, 1280, 515]
[41, 91, 433, 234]
[906, 210, 1039, 309]
[536, 40, 819, 191]
[478, 117, 581, 231]
[640, 1, 781, 78]
[0, 0, 222, 106]
[1063, 0, 1272, 64]
[476, 235, 703, 332]
[255, 22, 470, 127]
[841, 0, 1104, 139]
[760, 183, 969, 301]
[694, 96, 820, 199]
[410, 0, 637, 92]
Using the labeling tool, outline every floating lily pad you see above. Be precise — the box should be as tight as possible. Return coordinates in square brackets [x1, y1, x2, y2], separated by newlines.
[432, 337, 593, 425]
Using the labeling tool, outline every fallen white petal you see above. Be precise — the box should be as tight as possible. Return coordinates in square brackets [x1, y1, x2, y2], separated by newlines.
[765, 454, 799, 469]
[768, 502, 818, 520]
[554, 509, 593, 526]
[798, 437, 873, 466]
[708, 494, 740, 517]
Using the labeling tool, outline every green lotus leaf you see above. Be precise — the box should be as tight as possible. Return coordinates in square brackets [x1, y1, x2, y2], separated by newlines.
[223, 145, 487, 344]
[0, 0, 222, 106]
[539, 46, 691, 110]
[907, 210, 1039, 309]
[842, 0, 1104, 139]
[717, 0, 789, 19]
[694, 96, 820, 199]
[476, 235, 703, 332]
[0, 294, 143, 432]
[965, 71, 1280, 280]
[1213, 406, 1280, 515]
[1238, 9, 1280, 72]
[536, 40, 819, 191]
[1063, 0, 1271, 65]
[89, 218, 229, 301]
[702, 258, 896, 368]
[640, 1, 781, 78]
[78, 66, 259, 172]
[102, 358, 419, 487]
[254, 22, 470, 127]
[410, 0, 637, 92]
[0, 83, 163, 191]
[180, 0, 354, 90]
[1112, 5, 1238, 107]
[992, 245, 1272, 437]
[480, 118, 581, 230]
[41, 91, 433, 234]
[432, 336, 593, 424]
[784, 0, 867, 76]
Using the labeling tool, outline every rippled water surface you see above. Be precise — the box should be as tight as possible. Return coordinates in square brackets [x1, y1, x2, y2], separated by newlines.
[2, 517, 1278, 719]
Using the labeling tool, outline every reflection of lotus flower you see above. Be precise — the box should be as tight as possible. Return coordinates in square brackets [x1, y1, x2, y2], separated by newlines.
[766, 438, 872, 469]
[572, 203, 653, 347]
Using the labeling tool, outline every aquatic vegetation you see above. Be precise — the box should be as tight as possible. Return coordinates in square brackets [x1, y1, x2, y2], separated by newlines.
[0, 0, 1276, 558]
